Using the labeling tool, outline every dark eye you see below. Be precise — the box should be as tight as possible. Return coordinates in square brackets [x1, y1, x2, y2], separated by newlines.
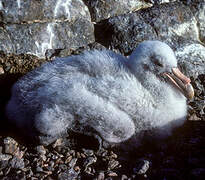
[154, 60, 163, 67]
[151, 55, 164, 67]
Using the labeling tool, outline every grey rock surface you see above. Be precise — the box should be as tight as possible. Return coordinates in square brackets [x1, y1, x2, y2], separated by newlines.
[95, 1, 202, 55]
[0, 0, 90, 23]
[5, 20, 94, 57]
[140, 2, 199, 47]
[176, 43, 205, 78]
[84, 0, 152, 22]
[182, 0, 205, 44]
[95, 12, 157, 54]
[0, 27, 14, 54]
[0, 0, 95, 57]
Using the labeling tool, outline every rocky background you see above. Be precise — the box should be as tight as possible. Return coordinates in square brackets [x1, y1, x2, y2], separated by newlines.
[0, 0, 204, 179]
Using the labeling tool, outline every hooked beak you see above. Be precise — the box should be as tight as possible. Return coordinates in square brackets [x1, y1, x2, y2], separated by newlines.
[164, 68, 194, 99]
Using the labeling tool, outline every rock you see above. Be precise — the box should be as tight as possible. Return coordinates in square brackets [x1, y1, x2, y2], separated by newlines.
[97, 171, 105, 180]
[188, 113, 201, 121]
[133, 159, 150, 175]
[9, 157, 25, 169]
[58, 168, 80, 180]
[0, 0, 94, 57]
[185, 0, 205, 44]
[121, 174, 128, 180]
[3, 137, 18, 155]
[0, 0, 90, 23]
[3, 137, 24, 159]
[107, 171, 118, 177]
[176, 43, 205, 78]
[95, 12, 156, 55]
[108, 159, 120, 170]
[0, 27, 14, 54]
[68, 158, 77, 168]
[35, 145, 46, 156]
[83, 156, 97, 170]
[95, 1, 200, 55]
[52, 138, 63, 148]
[0, 154, 12, 161]
[84, 0, 152, 22]
[5, 20, 94, 58]
[0, 160, 8, 171]
[82, 149, 94, 157]
[139, 2, 199, 48]
[0, 66, 4, 75]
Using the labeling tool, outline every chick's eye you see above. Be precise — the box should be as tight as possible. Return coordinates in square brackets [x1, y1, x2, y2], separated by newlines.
[151, 55, 164, 67]
[154, 60, 163, 67]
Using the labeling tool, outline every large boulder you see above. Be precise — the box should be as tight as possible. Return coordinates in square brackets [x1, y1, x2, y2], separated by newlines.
[95, 1, 200, 55]
[0, 0, 95, 57]
[84, 0, 152, 22]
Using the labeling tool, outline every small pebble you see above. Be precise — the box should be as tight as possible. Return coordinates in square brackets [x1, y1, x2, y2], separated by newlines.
[36, 145, 46, 155]
[65, 155, 72, 164]
[0, 66, 4, 74]
[134, 159, 150, 175]
[3, 137, 18, 155]
[107, 171, 118, 177]
[97, 171, 105, 180]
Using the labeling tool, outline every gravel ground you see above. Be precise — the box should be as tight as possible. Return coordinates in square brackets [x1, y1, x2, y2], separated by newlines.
[0, 53, 204, 180]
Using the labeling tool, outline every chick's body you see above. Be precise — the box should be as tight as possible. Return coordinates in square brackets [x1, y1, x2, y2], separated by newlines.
[6, 41, 188, 145]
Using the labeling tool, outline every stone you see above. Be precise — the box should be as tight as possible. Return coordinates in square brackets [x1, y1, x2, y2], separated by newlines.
[82, 149, 94, 157]
[0, 0, 90, 23]
[133, 159, 150, 175]
[0, 0, 95, 57]
[35, 145, 46, 156]
[0, 66, 4, 74]
[0, 27, 14, 54]
[5, 20, 94, 58]
[9, 157, 25, 169]
[58, 168, 80, 180]
[0, 160, 9, 171]
[84, 0, 152, 22]
[95, 12, 156, 55]
[0, 154, 12, 161]
[68, 158, 77, 168]
[95, 1, 201, 55]
[108, 159, 120, 170]
[97, 171, 105, 180]
[3, 137, 18, 155]
[107, 171, 118, 177]
[176, 43, 205, 78]
[121, 174, 128, 180]
[185, 0, 205, 44]
[52, 138, 63, 148]
[83, 156, 97, 170]
[139, 2, 199, 49]
[188, 113, 201, 121]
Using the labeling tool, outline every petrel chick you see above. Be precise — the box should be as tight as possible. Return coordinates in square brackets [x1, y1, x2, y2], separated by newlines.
[6, 41, 194, 146]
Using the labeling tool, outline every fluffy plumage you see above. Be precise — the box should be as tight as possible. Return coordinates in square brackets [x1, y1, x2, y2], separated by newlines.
[6, 41, 192, 145]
